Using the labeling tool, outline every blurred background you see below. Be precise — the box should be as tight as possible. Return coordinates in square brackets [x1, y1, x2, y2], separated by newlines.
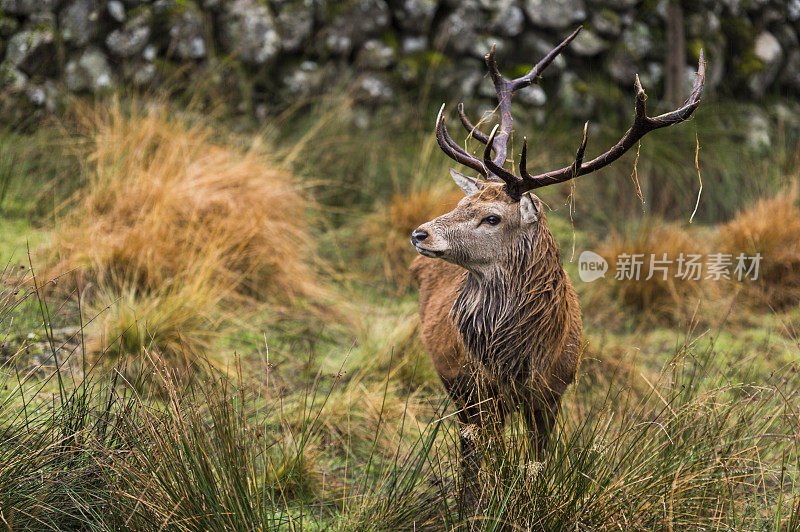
[2, 0, 800, 530]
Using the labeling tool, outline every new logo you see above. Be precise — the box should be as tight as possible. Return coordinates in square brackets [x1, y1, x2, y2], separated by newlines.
[578, 250, 608, 282]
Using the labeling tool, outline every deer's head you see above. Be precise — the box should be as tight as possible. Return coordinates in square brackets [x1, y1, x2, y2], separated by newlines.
[411, 175, 544, 277]
[412, 27, 706, 276]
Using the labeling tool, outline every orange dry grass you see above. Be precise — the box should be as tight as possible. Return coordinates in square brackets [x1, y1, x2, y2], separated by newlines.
[361, 184, 462, 291]
[51, 100, 318, 303]
[595, 222, 712, 321]
[717, 186, 800, 309]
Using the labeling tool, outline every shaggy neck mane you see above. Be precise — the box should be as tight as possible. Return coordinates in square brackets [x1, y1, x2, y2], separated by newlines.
[452, 219, 570, 385]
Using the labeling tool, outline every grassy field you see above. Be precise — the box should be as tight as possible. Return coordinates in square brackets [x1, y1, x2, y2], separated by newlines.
[1, 88, 800, 530]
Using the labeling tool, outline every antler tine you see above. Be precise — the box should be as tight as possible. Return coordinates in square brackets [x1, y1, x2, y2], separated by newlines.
[569, 121, 589, 178]
[526, 50, 706, 190]
[521, 122, 587, 184]
[634, 74, 647, 124]
[510, 25, 584, 91]
[482, 27, 583, 169]
[484, 43, 504, 86]
[458, 103, 490, 144]
[436, 104, 488, 178]
[484, 125, 523, 196]
[520, 137, 529, 177]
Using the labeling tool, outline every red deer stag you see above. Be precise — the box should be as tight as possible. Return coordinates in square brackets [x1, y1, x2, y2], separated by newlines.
[410, 26, 706, 490]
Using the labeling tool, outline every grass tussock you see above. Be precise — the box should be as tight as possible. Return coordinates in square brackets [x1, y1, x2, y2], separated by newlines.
[110, 367, 329, 530]
[87, 275, 223, 371]
[52, 99, 319, 304]
[718, 186, 800, 309]
[593, 221, 714, 323]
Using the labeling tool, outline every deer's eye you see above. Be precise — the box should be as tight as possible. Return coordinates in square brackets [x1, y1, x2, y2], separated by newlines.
[482, 215, 501, 226]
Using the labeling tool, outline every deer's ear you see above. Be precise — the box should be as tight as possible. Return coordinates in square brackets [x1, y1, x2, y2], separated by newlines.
[450, 168, 483, 196]
[519, 193, 541, 224]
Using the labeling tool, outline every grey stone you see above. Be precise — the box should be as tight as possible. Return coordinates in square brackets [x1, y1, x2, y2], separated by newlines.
[720, 0, 744, 15]
[5, 29, 56, 77]
[779, 48, 800, 90]
[26, 86, 46, 105]
[0, 63, 27, 90]
[392, 0, 437, 33]
[571, 28, 606, 56]
[606, 50, 637, 85]
[761, 7, 783, 25]
[153, 0, 178, 15]
[754, 31, 782, 64]
[434, 59, 483, 97]
[281, 60, 326, 97]
[142, 44, 157, 61]
[523, 0, 586, 29]
[558, 72, 595, 117]
[64, 48, 114, 92]
[488, 1, 525, 37]
[586, 0, 639, 7]
[591, 9, 622, 38]
[24, 81, 59, 110]
[357, 74, 394, 103]
[395, 58, 419, 83]
[29, 11, 56, 26]
[220, 0, 280, 65]
[790, 0, 800, 20]
[320, 0, 390, 56]
[517, 84, 547, 107]
[435, 3, 481, 56]
[401, 35, 427, 55]
[323, 31, 352, 56]
[130, 62, 157, 86]
[686, 12, 720, 36]
[639, 61, 662, 88]
[107, 0, 126, 22]
[1, 0, 60, 15]
[60, 0, 101, 47]
[743, 109, 770, 152]
[772, 102, 800, 130]
[0, 16, 19, 38]
[774, 24, 799, 53]
[275, 0, 314, 53]
[748, 31, 782, 97]
[356, 40, 396, 70]
[621, 22, 651, 59]
[106, 10, 152, 57]
[169, 6, 207, 60]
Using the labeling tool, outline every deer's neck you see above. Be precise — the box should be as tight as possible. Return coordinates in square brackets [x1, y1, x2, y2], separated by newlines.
[452, 224, 570, 384]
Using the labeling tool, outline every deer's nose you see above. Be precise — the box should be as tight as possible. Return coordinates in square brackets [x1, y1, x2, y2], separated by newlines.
[411, 228, 429, 245]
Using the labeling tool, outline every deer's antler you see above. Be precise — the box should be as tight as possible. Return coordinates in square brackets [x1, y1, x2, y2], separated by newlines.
[436, 26, 582, 181]
[514, 52, 706, 196]
[436, 27, 707, 200]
